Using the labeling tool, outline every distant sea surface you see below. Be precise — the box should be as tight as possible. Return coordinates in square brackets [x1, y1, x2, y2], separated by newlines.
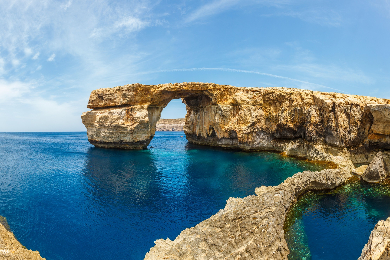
[0, 132, 323, 259]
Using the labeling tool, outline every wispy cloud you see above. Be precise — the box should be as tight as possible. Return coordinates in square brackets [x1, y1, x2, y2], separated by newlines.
[185, 0, 291, 23]
[185, 0, 240, 23]
[91, 16, 150, 39]
[61, 0, 73, 11]
[185, 0, 342, 27]
[263, 9, 343, 27]
[47, 54, 56, 62]
[275, 63, 374, 85]
[0, 79, 33, 102]
[139, 67, 346, 93]
[32, 52, 40, 60]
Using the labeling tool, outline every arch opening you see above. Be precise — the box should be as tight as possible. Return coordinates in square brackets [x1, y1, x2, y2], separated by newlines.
[146, 93, 215, 149]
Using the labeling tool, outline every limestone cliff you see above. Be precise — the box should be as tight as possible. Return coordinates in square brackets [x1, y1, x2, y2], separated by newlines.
[156, 118, 185, 131]
[81, 82, 390, 260]
[144, 168, 352, 259]
[359, 217, 390, 260]
[0, 217, 45, 259]
[81, 82, 390, 167]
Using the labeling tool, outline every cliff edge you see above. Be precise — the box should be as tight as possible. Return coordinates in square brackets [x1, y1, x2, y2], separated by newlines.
[80, 83, 390, 259]
[81, 82, 390, 168]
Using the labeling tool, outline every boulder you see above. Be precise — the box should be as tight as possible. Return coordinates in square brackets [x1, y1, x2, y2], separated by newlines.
[362, 152, 388, 183]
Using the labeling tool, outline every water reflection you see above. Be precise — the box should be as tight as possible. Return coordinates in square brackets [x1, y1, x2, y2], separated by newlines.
[286, 180, 390, 260]
[0, 132, 325, 260]
[83, 147, 158, 207]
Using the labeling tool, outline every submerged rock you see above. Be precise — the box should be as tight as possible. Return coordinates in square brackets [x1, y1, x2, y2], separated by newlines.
[362, 152, 388, 183]
[359, 217, 390, 260]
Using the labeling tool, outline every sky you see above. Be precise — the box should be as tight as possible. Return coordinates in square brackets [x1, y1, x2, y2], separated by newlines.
[1, 0, 390, 131]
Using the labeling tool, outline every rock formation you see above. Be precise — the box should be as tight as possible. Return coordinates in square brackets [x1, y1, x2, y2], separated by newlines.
[155, 118, 185, 131]
[359, 217, 390, 260]
[0, 217, 45, 260]
[80, 82, 390, 260]
[362, 152, 389, 183]
[81, 82, 390, 168]
[144, 168, 352, 259]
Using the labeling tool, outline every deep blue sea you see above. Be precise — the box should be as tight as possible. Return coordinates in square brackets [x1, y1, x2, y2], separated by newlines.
[0, 131, 322, 260]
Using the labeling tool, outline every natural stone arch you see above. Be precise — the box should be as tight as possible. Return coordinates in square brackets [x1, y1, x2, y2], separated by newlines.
[82, 82, 390, 168]
[147, 91, 215, 147]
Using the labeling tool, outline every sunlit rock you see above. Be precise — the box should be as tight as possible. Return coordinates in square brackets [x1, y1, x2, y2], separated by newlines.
[359, 217, 390, 260]
[144, 168, 352, 259]
[81, 82, 390, 167]
[362, 152, 388, 183]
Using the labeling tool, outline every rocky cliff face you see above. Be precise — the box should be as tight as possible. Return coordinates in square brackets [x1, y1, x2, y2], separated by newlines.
[81, 82, 390, 260]
[155, 118, 185, 131]
[144, 168, 352, 260]
[359, 217, 390, 260]
[82, 82, 390, 166]
[0, 217, 45, 259]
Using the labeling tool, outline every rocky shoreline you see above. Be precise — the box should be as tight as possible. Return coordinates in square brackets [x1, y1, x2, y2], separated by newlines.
[79, 82, 390, 259]
[0, 216, 45, 259]
[5, 83, 389, 259]
[145, 168, 353, 259]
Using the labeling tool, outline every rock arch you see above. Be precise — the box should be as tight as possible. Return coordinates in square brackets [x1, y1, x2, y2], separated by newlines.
[82, 82, 390, 167]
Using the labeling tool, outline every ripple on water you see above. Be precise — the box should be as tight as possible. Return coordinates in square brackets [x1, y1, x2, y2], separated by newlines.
[285, 179, 390, 260]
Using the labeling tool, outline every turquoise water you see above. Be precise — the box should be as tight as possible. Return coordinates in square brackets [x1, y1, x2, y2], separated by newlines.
[0, 131, 321, 259]
[286, 180, 390, 260]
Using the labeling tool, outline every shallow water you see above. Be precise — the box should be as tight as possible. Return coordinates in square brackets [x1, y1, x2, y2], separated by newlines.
[0, 131, 321, 259]
[286, 180, 390, 260]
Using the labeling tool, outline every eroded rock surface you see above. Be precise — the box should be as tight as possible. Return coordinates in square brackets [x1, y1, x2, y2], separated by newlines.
[81, 83, 390, 167]
[81, 83, 390, 259]
[362, 152, 389, 183]
[359, 217, 390, 260]
[0, 217, 45, 260]
[156, 118, 185, 131]
[144, 168, 352, 260]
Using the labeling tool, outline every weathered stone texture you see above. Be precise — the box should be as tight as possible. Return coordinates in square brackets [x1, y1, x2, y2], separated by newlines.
[359, 217, 390, 260]
[144, 168, 352, 260]
[80, 82, 390, 260]
[362, 152, 389, 183]
[81, 83, 390, 164]
[156, 118, 185, 131]
[0, 217, 45, 260]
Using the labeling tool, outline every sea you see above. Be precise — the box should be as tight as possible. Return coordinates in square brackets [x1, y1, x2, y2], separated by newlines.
[0, 131, 388, 259]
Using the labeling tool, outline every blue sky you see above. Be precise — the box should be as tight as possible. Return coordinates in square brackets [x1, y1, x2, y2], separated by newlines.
[1, 0, 390, 131]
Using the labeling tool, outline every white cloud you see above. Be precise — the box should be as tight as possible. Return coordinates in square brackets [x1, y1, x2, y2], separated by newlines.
[185, 0, 342, 27]
[24, 48, 33, 56]
[185, 0, 292, 23]
[115, 16, 149, 32]
[185, 0, 240, 23]
[11, 59, 20, 67]
[0, 79, 33, 102]
[47, 54, 56, 62]
[32, 52, 40, 60]
[91, 16, 150, 39]
[61, 0, 73, 11]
